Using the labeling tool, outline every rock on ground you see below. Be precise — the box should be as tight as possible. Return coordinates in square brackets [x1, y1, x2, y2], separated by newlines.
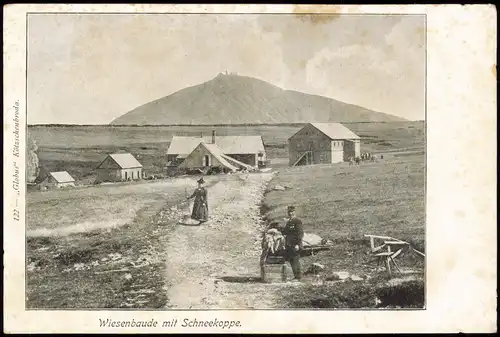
[333, 271, 350, 280]
[350, 275, 364, 281]
[303, 233, 323, 246]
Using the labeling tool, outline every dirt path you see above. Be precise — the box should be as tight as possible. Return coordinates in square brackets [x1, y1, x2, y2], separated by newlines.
[162, 172, 292, 309]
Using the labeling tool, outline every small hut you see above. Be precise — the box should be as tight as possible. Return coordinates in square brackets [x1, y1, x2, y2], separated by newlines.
[95, 153, 143, 182]
[39, 171, 76, 189]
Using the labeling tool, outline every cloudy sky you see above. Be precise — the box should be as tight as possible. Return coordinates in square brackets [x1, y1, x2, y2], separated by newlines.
[27, 14, 425, 124]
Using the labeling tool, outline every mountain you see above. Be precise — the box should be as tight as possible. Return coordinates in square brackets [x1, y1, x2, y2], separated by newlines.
[110, 73, 406, 125]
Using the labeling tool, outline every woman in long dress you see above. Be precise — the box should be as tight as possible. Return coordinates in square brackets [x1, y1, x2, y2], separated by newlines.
[186, 177, 208, 222]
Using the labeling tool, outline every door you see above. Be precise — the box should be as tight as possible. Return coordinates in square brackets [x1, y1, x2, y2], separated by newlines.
[308, 142, 314, 164]
[203, 155, 210, 167]
[305, 151, 313, 165]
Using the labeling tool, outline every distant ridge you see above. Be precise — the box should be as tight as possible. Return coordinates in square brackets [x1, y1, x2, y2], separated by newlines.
[110, 73, 407, 125]
[30, 122, 412, 128]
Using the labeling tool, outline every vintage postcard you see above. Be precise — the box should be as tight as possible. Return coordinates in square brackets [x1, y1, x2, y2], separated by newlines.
[3, 4, 496, 334]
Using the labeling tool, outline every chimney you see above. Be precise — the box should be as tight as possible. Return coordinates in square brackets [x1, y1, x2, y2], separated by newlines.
[200, 132, 203, 138]
[212, 130, 216, 144]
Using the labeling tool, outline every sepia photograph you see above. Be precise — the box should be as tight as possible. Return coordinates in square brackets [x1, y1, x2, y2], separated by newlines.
[24, 12, 427, 310]
[4, 4, 497, 334]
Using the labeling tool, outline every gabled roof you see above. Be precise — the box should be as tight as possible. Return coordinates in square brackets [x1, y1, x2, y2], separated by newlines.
[167, 135, 265, 155]
[48, 171, 75, 183]
[97, 153, 143, 169]
[309, 123, 360, 140]
[195, 143, 238, 172]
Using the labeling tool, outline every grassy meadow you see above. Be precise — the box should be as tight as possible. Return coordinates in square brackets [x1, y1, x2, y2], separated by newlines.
[262, 153, 425, 308]
[26, 178, 199, 308]
[27, 179, 193, 235]
[28, 122, 425, 184]
[263, 154, 425, 243]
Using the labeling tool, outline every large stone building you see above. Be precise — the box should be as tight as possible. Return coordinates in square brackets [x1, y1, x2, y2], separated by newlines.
[288, 123, 361, 166]
[167, 131, 267, 169]
[95, 153, 143, 182]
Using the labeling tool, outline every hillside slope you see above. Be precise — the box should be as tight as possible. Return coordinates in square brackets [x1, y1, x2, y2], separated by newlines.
[111, 74, 406, 125]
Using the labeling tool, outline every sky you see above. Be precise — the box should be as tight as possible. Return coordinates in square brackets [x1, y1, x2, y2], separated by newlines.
[27, 14, 425, 124]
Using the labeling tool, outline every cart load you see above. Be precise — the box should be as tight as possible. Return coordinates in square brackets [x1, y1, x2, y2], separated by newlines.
[259, 228, 333, 282]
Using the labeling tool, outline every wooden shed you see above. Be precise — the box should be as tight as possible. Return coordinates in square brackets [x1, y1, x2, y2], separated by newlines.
[288, 123, 361, 166]
[96, 153, 143, 183]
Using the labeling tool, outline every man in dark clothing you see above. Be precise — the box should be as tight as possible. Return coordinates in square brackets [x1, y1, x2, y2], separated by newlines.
[279, 205, 304, 281]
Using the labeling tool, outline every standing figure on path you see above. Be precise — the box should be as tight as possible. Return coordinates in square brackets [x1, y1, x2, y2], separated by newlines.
[279, 205, 304, 281]
[186, 177, 208, 223]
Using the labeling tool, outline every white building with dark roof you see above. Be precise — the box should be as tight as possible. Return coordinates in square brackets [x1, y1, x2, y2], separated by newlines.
[96, 153, 143, 182]
[288, 123, 361, 166]
[167, 130, 266, 168]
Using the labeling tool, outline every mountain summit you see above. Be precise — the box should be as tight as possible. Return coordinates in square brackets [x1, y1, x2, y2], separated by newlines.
[110, 73, 405, 125]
